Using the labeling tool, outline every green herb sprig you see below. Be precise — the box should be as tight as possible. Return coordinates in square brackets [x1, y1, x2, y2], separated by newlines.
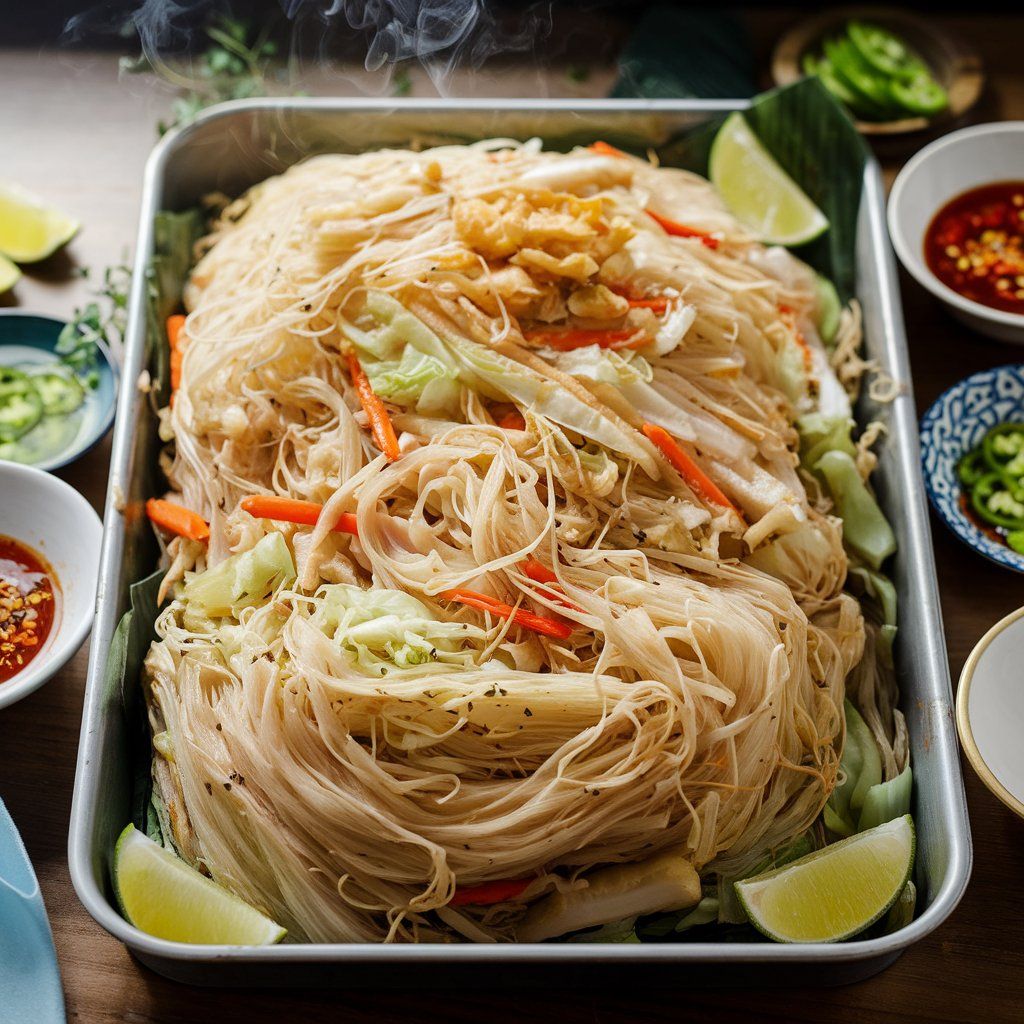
[58, 264, 132, 388]
[121, 15, 281, 135]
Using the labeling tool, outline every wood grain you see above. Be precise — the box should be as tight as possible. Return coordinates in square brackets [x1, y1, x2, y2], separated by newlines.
[3, 20, 1024, 1022]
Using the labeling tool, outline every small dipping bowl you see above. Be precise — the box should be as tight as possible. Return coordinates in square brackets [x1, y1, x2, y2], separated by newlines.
[0, 311, 117, 472]
[958, 607, 1024, 819]
[920, 364, 1024, 573]
[889, 122, 1024, 345]
[0, 461, 101, 710]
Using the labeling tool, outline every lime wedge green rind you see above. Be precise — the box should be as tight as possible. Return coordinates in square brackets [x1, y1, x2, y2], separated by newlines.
[0, 254, 20, 293]
[734, 814, 915, 943]
[709, 112, 830, 247]
[0, 181, 80, 263]
[113, 824, 286, 945]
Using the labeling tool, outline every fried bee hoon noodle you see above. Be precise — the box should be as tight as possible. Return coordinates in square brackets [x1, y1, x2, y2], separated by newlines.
[142, 139, 900, 944]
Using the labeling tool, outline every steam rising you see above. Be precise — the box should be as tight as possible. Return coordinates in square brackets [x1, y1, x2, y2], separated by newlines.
[65, 0, 557, 96]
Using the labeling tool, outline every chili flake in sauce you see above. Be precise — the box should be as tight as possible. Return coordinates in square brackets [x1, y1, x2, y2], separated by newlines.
[0, 536, 56, 684]
[925, 182, 1024, 314]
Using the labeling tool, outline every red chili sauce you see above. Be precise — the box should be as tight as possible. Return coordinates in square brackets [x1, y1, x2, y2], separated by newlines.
[0, 535, 56, 684]
[925, 182, 1024, 314]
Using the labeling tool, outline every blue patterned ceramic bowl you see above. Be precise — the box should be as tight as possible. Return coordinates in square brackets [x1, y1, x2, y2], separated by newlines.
[920, 365, 1024, 573]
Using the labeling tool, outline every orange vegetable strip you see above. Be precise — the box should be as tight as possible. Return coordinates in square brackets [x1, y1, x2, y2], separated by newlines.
[646, 210, 720, 250]
[497, 410, 526, 431]
[628, 297, 669, 313]
[589, 140, 627, 158]
[521, 557, 559, 585]
[522, 328, 645, 351]
[641, 423, 740, 515]
[450, 878, 532, 907]
[441, 589, 573, 640]
[166, 314, 186, 351]
[347, 352, 400, 463]
[606, 285, 671, 314]
[520, 558, 581, 612]
[167, 315, 188, 398]
[240, 495, 359, 536]
[170, 348, 184, 392]
[145, 498, 210, 543]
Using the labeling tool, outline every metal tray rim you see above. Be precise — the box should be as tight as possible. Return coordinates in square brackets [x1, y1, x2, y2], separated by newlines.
[68, 96, 972, 969]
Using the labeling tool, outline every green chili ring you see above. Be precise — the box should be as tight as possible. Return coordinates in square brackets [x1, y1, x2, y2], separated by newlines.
[971, 471, 1024, 530]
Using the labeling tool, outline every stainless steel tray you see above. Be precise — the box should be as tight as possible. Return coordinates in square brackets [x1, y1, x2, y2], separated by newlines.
[68, 98, 972, 987]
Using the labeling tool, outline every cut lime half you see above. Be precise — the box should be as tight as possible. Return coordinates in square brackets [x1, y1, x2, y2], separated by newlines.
[0, 253, 20, 293]
[709, 112, 830, 247]
[113, 824, 286, 945]
[0, 181, 80, 263]
[734, 814, 915, 943]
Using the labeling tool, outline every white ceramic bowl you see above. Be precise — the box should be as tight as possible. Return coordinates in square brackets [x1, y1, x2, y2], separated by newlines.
[0, 462, 102, 710]
[888, 122, 1024, 344]
[957, 607, 1024, 818]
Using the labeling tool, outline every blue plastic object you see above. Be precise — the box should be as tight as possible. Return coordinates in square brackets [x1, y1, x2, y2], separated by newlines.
[0, 797, 66, 1024]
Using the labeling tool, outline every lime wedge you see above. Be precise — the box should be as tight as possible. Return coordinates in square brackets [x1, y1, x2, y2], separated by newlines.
[0, 181, 80, 263]
[735, 814, 915, 943]
[0, 253, 20, 293]
[709, 112, 830, 247]
[113, 824, 286, 945]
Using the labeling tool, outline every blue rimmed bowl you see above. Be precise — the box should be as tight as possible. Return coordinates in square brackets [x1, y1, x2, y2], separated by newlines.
[0, 311, 117, 472]
[920, 365, 1024, 573]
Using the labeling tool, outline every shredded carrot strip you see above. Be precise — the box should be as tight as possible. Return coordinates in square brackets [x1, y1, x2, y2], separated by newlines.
[146, 498, 210, 542]
[240, 496, 358, 536]
[520, 558, 580, 611]
[646, 210, 720, 250]
[167, 314, 188, 398]
[588, 140, 627, 158]
[521, 557, 558, 585]
[441, 589, 573, 640]
[169, 348, 184, 392]
[627, 297, 669, 313]
[608, 287, 670, 314]
[522, 328, 645, 351]
[450, 878, 531, 907]
[641, 423, 741, 516]
[347, 352, 400, 462]
[497, 409, 526, 431]
[166, 314, 186, 352]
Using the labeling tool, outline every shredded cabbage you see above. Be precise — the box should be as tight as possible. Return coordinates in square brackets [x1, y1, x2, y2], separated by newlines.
[309, 583, 487, 676]
[364, 345, 460, 415]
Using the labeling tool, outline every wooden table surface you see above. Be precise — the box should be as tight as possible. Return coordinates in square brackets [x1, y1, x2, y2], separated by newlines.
[2, 19, 1024, 1022]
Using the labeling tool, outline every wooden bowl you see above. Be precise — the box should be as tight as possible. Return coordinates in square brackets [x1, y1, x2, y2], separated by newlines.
[772, 6, 984, 136]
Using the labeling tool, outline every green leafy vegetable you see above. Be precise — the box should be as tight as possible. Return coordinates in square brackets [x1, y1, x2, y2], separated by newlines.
[883, 880, 916, 933]
[797, 413, 857, 469]
[309, 584, 486, 676]
[814, 450, 897, 569]
[859, 765, 913, 832]
[517, 849, 701, 942]
[364, 345, 460, 416]
[826, 700, 882, 837]
[183, 533, 295, 619]
[847, 566, 897, 627]
[346, 291, 658, 474]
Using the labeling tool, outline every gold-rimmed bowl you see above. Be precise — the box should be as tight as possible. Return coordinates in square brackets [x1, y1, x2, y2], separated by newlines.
[957, 607, 1024, 818]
